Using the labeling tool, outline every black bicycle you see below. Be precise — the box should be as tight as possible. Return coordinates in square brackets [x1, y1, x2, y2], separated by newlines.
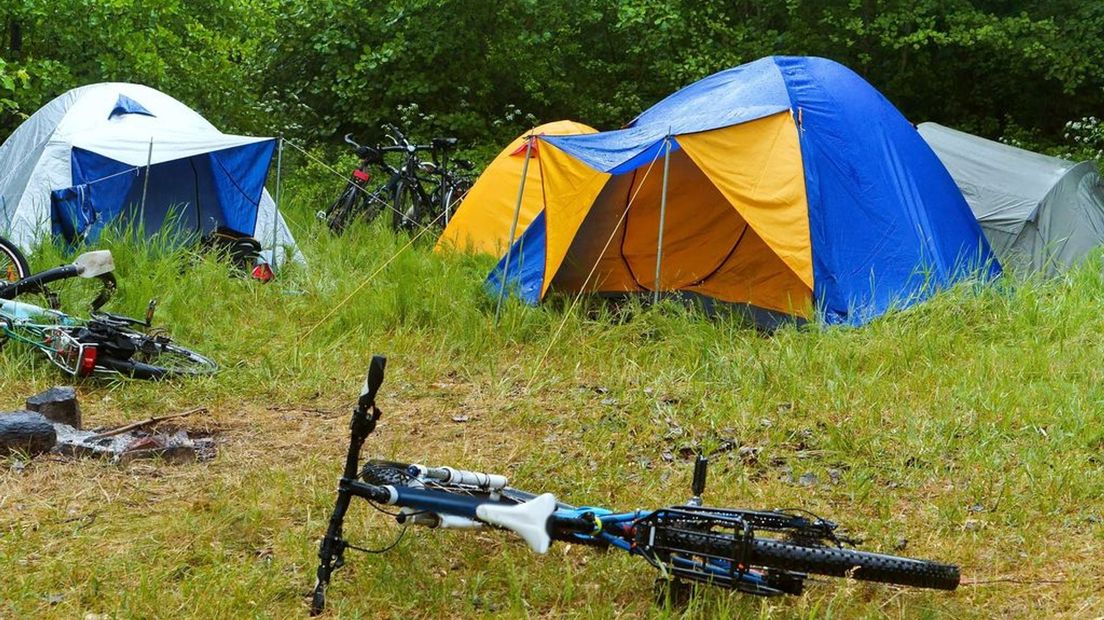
[388, 127, 474, 232]
[319, 125, 473, 234]
[319, 133, 402, 235]
[311, 356, 959, 614]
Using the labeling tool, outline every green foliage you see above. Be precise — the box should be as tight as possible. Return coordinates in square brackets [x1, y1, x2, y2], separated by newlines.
[1, 1, 1102, 159]
[1, 0, 278, 136]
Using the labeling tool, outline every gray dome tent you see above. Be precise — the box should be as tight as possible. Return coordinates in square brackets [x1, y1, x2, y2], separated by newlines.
[918, 122, 1104, 276]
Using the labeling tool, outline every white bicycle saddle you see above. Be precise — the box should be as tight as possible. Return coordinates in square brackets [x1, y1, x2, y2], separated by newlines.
[475, 493, 556, 554]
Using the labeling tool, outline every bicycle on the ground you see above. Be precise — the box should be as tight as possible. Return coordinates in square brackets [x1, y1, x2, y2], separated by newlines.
[0, 237, 217, 379]
[310, 356, 960, 614]
[319, 125, 474, 234]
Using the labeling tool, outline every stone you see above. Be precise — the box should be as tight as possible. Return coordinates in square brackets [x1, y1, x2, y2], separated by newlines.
[0, 411, 57, 456]
[26, 386, 81, 429]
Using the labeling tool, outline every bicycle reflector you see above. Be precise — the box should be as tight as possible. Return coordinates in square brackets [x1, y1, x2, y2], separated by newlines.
[252, 262, 274, 283]
[353, 169, 371, 183]
[77, 344, 98, 377]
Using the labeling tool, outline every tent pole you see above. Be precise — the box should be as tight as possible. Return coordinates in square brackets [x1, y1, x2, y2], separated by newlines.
[139, 137, 153, 239]
[654, 135, 672, 305]
[494, 135, 535, 325]
[272, 136, 283, 273]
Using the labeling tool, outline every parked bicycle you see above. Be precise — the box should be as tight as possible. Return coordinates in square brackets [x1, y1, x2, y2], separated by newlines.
[0, 237, 217, 379]
[310, 356, 960, 614]
[319, 125, 474, 234]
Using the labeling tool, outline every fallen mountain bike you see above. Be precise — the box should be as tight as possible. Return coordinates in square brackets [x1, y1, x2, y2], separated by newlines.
[310, 356, 959, 614]
[0, 244, 217, 379]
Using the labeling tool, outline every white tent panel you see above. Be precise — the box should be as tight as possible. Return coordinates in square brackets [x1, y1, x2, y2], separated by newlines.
[0, 82, 301, 266]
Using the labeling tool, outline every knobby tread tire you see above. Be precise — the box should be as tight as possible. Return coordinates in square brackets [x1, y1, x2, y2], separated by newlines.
[660, 528, 960, 591]
[326, 185, 359, 234]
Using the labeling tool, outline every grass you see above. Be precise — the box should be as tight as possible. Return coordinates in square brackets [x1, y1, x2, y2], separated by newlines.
[2, 185, 1103, 618]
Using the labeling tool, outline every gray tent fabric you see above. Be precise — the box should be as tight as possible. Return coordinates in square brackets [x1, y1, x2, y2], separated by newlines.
[918, 122, 1104, 276]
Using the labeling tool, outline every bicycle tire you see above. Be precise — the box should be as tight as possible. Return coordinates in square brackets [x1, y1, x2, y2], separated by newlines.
[441, 179, 471, 227]
[392, 179, 423, 232]
[326, 184, 360, 234]
[95, 332, 218, 380]
[658, 527, 960, 591]
[360, 186, 384, 225]
[0, 235, 30, 284]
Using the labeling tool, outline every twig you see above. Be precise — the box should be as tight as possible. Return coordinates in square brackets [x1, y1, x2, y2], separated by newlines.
[88, 407, 208, 440]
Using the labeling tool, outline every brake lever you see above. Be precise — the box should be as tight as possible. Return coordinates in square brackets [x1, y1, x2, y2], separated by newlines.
[90, 273, 117, 313]
[145, 299, 158, 327]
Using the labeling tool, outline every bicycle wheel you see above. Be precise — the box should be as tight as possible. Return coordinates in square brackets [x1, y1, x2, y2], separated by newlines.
[0, 235, 30, 283]
[95, 331, 218, 380]
[392, 180, 423, 232]
[360, 186, 385, 224]
[441, 178, 472, 227]
[656, 526, 960, 590]
[325, 184, 360, 235]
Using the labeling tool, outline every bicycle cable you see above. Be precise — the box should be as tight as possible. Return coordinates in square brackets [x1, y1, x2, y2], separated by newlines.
[345, 525, 409, 555]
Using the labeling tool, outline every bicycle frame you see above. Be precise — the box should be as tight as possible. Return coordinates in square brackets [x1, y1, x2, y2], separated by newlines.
[1, 297, 101, 376]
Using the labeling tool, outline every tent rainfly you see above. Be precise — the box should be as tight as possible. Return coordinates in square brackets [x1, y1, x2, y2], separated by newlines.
[0, 83, 299, 265]
[445, 56, 998, 325]
[437, 120, 597, 256]
[918, 122, 1104, 276]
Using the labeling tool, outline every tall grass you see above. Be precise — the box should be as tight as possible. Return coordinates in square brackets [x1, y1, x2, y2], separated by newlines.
[1, 184, 1102, 618]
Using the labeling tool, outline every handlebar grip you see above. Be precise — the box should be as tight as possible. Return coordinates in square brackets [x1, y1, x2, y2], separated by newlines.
[358, 355, 387, 410]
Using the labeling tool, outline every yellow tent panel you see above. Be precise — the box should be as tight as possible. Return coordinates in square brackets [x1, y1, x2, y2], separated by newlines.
[436, 120, 596, 256]
[677, 111, 814, 289]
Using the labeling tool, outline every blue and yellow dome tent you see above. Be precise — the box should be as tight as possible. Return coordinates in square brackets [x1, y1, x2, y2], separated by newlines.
[478, 56, 999, 325]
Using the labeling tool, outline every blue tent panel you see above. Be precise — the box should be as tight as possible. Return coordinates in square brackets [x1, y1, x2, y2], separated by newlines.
[486, 210, 547, 304]
[108, 94, 155, 120]
[628, 57, 793, 130]
[771, 56, 999, 323]
[51, 140, 275, 244]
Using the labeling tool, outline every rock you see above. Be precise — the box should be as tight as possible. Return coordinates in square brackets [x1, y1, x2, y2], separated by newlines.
[0, 411, 57, 456]
[26, 386, 81, 428]
[798, 472, 818, 487]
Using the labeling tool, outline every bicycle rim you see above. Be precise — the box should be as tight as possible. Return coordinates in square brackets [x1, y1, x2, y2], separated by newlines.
[326, 185, 359, 234]
[655, 526, 960, 591]
[392, 181, 421, 232]
[0, 236, 30, 284]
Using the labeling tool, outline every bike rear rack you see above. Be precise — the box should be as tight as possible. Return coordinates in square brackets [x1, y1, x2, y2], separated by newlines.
[635, 507, 808, 596]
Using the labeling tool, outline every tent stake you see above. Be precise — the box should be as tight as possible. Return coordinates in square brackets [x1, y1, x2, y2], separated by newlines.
[139, 137, 153, 238]
[494, 135, 535, 325]
[654, 135, 672, 304]
[272, 136, 283, 273]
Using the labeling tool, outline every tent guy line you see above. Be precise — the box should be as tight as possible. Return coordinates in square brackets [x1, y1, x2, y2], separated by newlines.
[281, 138, 447, 240]
[523, 135, 667, 394]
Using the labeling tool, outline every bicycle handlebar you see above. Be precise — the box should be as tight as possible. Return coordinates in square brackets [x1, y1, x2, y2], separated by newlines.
[0, 264, 78, 300]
